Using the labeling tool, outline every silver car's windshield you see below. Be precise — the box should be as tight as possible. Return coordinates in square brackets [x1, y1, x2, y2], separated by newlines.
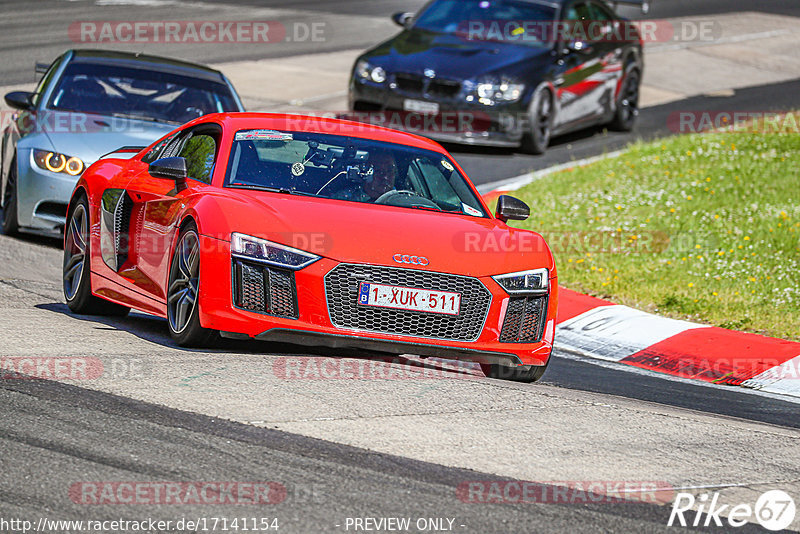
[48, 63, 240, 124]
[224, 130, 488, 217]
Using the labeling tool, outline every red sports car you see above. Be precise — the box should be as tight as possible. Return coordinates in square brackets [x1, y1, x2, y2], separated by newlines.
[63, 113, 558, 382]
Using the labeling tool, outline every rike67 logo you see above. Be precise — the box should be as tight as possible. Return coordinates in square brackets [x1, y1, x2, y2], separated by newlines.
[668, 490, 796, 531]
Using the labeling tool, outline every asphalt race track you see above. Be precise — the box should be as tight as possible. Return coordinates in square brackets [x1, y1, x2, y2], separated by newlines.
[1, 1, 799, 533]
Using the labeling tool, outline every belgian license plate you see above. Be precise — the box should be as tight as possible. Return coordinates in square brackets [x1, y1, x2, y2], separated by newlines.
[403, 99, 439, 114]
[358, 282, 460, 315]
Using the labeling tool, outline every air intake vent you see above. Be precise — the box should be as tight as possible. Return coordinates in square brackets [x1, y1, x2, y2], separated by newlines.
[233, 259, 298, 319]
[500, 296, 548, 343]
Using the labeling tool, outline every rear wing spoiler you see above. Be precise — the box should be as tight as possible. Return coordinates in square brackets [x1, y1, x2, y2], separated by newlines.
[99, 146, 146, 160]
[608, 0, 651, 13]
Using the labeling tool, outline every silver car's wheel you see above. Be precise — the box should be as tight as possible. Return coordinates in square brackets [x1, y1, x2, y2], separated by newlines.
[63, 203, 87, 301]
[168, 230, 199, 335]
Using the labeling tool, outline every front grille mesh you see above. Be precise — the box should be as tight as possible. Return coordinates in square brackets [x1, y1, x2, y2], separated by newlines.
[324, 264, 491, 341]
[500, 296, 548, 343]
[234, 260, 298, 318]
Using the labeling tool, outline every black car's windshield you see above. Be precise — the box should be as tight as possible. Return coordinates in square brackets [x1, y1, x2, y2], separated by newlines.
[413, 0, 557, 47]
[48, 63, 240, 124]
[224, 130, 488, 217]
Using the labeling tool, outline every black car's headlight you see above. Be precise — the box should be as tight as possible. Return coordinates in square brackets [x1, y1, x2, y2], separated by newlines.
[355, 59, 387, 84]
[493, 268, 548, 294]
[469, 79, 525, 105]
[33, 149, 85, 176]
[231, 233, 320, 270]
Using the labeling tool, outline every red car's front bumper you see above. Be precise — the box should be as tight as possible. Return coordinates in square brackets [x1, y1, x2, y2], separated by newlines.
[198, 236, 557, 367]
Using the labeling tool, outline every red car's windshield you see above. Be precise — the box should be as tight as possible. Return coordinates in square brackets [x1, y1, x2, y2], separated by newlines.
[224, 129, 488, 217]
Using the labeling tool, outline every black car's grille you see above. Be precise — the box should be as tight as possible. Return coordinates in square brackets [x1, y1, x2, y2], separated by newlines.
[324, 264, 491, 342]
[233, 259, 298, 318]
[500, 296, 548, 343]
[394, 73, 462, 98]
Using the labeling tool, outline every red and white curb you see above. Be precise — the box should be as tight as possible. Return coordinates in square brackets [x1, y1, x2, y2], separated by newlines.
[480, 159, 800, 400]
[555, 289, 800, 398]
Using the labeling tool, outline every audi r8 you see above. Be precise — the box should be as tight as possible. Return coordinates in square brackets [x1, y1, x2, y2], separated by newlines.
[2, 49, 244, 236]
[63, 113, 558, 382]
[349, 0, 646, 153]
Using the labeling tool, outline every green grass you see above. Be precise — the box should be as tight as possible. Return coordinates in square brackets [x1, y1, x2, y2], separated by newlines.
[507, 128, 800, 341]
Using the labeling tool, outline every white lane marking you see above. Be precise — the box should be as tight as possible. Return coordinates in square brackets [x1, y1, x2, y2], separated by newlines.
[741, 355, 800, 399]
[289, 90, 348, 107]
[556, 305, 708, 362]
[554, 349, 800, 406]
[647, 29, 794, 53]
[476, 150, 626, 195]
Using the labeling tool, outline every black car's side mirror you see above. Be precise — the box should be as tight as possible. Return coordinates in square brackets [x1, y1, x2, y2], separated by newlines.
[391, 12, 414, 28]
[149, 157, 188, 190]
[4, 91, 34, 111]
[495, 195, 530, 223]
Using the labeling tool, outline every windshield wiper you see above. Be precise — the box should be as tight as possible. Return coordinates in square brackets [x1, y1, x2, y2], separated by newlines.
[227, 184, 318, 197]
[110, 112, 180, 125]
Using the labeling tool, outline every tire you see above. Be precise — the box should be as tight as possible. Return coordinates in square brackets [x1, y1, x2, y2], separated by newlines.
[167, 222, 218, 347]
[63, 195, 130, 316]
[481, 357, 550, 383]
[608, 69, 640, 132]
[519, 86, 553, 155]
[2, 158, 20, 235]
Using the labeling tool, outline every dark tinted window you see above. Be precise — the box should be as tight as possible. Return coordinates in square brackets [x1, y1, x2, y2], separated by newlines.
[225, 130, 487, 217]
[48, 63, 239, 124]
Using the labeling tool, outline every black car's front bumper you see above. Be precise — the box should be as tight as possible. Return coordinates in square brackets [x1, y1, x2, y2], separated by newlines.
[349, 79, 529, 148]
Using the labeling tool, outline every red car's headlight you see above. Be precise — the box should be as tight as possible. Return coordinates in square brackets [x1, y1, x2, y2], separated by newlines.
[492, 268, 549, 295]
[231, 232, 320, 270]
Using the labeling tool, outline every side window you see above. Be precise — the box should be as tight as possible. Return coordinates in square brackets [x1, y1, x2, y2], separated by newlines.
[565, 2, 592, 22]
[141, 133, 179, 164]
[31, 55, 64, 108]
[589, 2, 613, 21]
[179, 134, 218, 184]
[414, 159, 460, 207]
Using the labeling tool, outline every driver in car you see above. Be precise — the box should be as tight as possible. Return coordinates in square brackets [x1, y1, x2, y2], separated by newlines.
[324, 149, 398, 203]
[364, 150, 397, 201]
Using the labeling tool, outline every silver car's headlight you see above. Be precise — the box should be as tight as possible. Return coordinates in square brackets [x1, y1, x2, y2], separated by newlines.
[493, 268, 549, 294]
[356, 60, 387, 83]
[231, 233, 320, 270]
[33, 149, 85, 176]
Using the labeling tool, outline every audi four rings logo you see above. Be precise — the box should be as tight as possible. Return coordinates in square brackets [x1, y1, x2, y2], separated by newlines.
[394, 254, 430, 266]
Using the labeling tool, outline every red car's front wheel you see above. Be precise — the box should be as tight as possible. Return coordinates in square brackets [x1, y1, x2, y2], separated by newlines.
[167, 223, 218, 347]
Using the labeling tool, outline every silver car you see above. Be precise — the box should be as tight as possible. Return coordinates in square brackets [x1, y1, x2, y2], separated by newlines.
[1, 49, 244, 236]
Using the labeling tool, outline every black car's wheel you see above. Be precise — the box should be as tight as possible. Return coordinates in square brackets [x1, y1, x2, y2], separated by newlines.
[2, 158, 20, 235]
[609, 69, 640, 132]
[64, 195, 130, 316]
[520, 87, 553, 155]
[167, 223, 218, 347]
[481, 358, 550, 383]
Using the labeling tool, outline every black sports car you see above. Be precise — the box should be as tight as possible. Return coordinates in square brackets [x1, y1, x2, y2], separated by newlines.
[349, 0, 647, 153]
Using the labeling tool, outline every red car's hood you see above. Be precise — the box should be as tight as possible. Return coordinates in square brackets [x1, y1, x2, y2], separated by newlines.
[199, 190, 554, 278]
